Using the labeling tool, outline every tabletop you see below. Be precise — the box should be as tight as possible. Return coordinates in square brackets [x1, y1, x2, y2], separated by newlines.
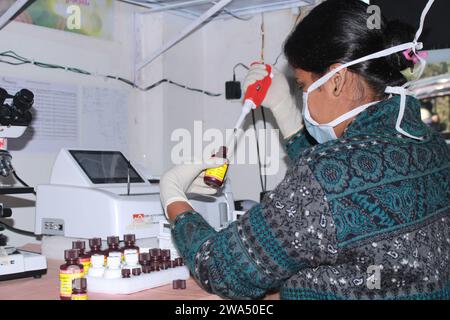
[0, 244, 280, 300]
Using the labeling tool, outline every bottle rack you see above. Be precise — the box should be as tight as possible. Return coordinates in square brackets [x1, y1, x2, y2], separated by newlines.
[86, 266, 190, 295]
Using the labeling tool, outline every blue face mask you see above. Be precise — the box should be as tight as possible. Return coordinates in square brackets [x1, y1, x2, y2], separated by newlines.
[302, 92, 378, 144]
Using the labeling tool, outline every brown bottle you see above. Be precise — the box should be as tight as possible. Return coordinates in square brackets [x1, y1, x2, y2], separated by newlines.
[204, 146, 229, 188]
[139, 252, 150, 265]
[87, 238, 106, 265]
[59, 249, 84, 300]
[87, 238, 104, 255]
[105, 236, 121, 256]
[72, 241, 90, 275]
[120, 234, 140, 255]
[71, 278, 88, 300]
[139, 253, 152, 274]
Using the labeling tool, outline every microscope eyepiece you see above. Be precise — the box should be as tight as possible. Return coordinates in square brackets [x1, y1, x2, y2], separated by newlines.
[0, 87, 34, 126]
[13, 89, 34, 111]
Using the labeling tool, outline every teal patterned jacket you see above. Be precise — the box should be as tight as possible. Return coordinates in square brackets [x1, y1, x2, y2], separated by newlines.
[171, 95, 450, 300]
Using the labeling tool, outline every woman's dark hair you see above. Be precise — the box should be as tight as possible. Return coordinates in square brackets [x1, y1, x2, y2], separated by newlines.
[284, 0, 415, 96]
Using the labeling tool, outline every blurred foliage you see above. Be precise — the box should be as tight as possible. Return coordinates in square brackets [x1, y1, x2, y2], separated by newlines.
[12, 0, 113, 40]
[422, 62, 450, 132]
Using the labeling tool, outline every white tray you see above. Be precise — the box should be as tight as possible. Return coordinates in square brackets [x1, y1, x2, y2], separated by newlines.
[85, 266, 190, 295]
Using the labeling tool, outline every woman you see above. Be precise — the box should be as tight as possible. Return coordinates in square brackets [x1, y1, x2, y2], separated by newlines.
[160, 0, 449, 300]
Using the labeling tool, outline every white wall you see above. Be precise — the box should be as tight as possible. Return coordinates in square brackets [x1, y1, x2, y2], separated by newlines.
[159, 9, 302, 201]
[0, 4, 308, 247]
[0, 1, 139, 246]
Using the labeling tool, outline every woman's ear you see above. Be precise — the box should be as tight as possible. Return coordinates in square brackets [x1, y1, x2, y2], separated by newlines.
[329, 64, 348, 97]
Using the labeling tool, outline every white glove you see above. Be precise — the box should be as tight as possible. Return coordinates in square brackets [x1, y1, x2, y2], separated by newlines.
[243, 64, 303, 139]
[160, 158, 228, 217]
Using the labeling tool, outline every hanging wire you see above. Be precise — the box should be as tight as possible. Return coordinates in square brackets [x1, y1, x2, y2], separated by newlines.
[0, 50, 222, 97]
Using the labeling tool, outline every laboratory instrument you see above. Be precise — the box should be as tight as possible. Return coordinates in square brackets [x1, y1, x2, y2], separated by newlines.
[35, 148, 236, 260]
[0, 87, 47, 282]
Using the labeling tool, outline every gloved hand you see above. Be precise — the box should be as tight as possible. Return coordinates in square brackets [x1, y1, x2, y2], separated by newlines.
[243, 63, 303, 139]
[160, 158, 228, 218]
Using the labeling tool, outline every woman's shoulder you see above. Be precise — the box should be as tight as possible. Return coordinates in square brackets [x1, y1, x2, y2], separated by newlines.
[295, 132, 449, 199]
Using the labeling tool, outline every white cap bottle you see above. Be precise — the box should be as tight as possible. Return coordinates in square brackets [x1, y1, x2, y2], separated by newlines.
[124, 250, 142, 276]
[87, 254, 105, 278]
[124, 250, 139, 267]
[104, 255, 122, 279]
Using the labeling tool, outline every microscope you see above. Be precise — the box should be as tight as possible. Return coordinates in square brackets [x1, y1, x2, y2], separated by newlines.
[0, 87, 47, 281]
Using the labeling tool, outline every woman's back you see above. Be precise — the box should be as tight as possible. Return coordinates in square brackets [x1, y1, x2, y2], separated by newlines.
[280, 95, 449, 299]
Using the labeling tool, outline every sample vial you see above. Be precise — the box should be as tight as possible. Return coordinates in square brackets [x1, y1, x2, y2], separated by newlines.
[174, 257, 184, 267]
[87, 254, 105, 278]
[71, 278, 88, 300]
[121, 234, 140, 258]
[142, 265, 152, 274]
[104, 255, 122, 279]
[204, 146, 229, 188]
[132, 268, 142, 277]
[161, 249, 171, 262]
[150, 248, 161, 258]
[121, 269, 131, 279]
[150, 260, 160, 272]
[172, 279, 187, 290]
[139, 253, 152, 274]
[72, 241, 90, 275]
[139, 252, 150, 265]
[59, 249, 84, 300]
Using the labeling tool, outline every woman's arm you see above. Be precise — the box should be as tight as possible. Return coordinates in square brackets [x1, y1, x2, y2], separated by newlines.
[170, 162, 338, 299]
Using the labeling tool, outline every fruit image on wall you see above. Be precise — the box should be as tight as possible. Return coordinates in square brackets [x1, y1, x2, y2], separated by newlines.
[2, 0, 114, 40]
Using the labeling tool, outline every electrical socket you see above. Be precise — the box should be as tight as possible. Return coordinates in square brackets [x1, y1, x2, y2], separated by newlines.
[41, 218, 64, 236]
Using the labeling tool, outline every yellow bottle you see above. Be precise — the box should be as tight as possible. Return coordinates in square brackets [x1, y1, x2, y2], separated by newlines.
[204, 147, 229, 188]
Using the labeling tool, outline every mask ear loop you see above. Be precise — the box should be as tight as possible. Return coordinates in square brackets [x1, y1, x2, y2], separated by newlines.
[407, 0, 434, 85]
[393, 0, 434, 141]
[386, 86, 424, 141]
[304, 0, 434, 141]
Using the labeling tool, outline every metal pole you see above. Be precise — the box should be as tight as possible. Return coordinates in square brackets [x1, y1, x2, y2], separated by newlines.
[0, 0, 31, 31]
[140, 0, 213, 14]
[136, 0, 232, 71]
